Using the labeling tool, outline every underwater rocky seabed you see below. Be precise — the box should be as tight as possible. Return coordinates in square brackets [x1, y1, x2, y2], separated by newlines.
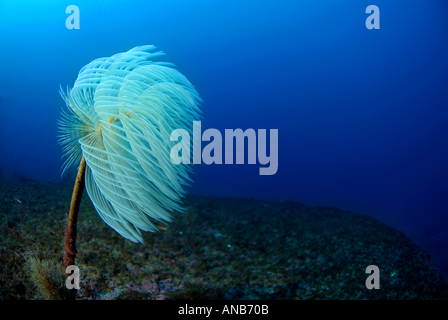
[0, 175, 447, 300]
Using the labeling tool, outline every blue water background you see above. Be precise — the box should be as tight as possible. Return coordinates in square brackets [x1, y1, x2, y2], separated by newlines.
[0, 0, 447, 242]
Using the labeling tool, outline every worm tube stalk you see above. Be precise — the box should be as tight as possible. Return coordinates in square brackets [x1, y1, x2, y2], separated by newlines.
[64, 156, 86, 299]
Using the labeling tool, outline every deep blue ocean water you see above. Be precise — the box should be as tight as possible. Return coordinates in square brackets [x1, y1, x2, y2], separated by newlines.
[0, 1, 447, 260]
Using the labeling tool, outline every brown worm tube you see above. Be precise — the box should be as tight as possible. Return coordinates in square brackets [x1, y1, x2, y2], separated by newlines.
[64, 156, 86, 300]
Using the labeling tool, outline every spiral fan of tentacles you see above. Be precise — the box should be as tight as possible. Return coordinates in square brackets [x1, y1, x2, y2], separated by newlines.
[58, 45, 201, 243]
